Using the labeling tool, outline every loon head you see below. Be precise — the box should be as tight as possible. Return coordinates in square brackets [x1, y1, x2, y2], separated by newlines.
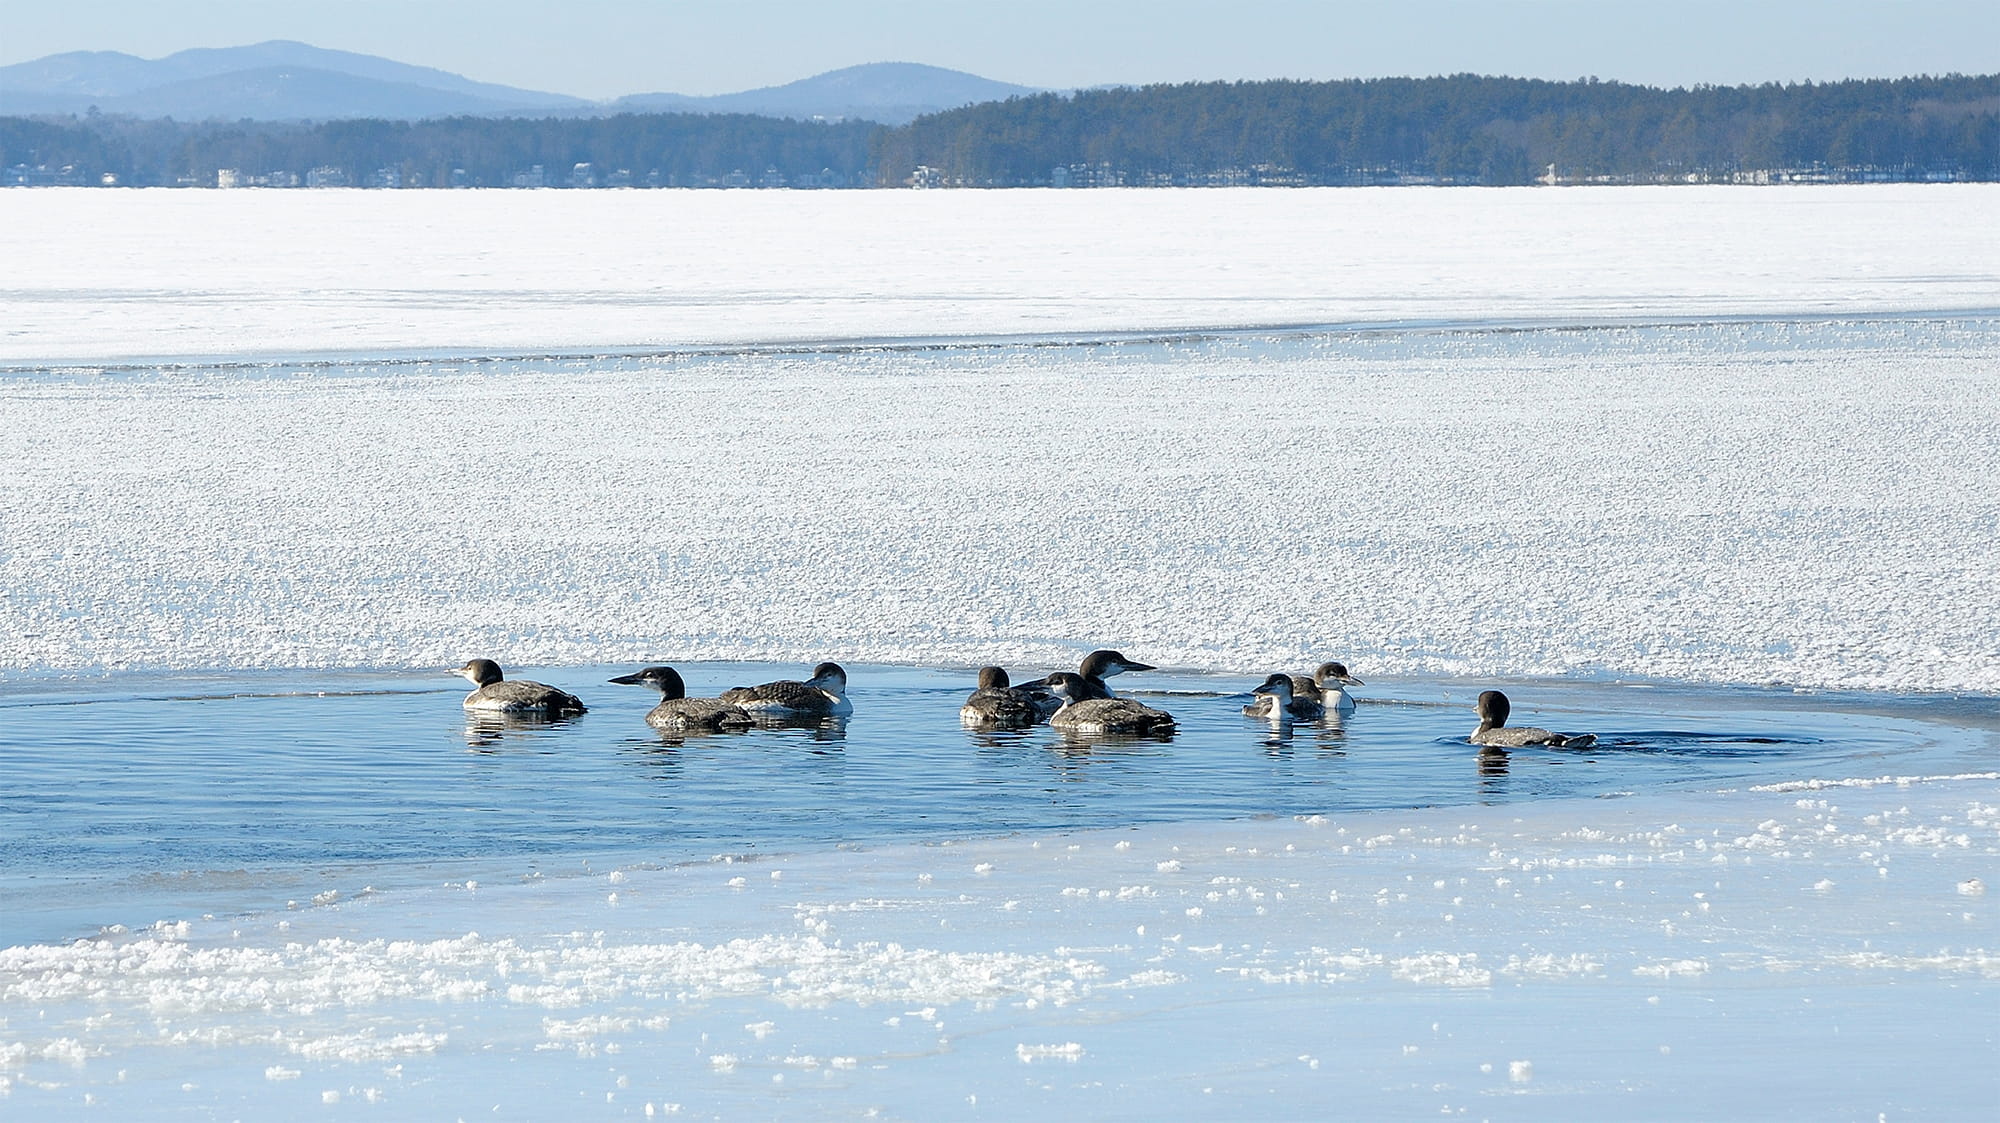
[1253, 672, 1295, 702]
[976, 666, 1010, 690]
[1315, 662, 1363, 687]
[453, 658, 504, 687]
[609, 665, 687, 700]
[1044, 672, 1089, 703]
[1475, 689, 1511, 730]
[807, 662, 848, 693]
[1079, 649, 1155, 679]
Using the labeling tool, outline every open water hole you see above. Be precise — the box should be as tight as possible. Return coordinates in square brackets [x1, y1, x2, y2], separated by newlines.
[1, 661, 1981, 944]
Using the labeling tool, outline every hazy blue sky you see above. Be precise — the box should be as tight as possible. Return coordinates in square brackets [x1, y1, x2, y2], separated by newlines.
[6, 1, 1996, 99]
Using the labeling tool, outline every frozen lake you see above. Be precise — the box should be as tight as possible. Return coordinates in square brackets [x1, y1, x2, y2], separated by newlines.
[1, 186, 1996, 1118]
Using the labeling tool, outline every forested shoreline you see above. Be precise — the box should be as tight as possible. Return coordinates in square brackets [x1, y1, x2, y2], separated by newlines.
[6, 73, 1995, 188]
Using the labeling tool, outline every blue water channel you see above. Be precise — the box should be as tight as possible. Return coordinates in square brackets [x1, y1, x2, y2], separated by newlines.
[2, 661, 1989, 945]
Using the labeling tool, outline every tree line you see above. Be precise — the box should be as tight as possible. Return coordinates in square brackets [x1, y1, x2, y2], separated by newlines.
[0, 112, 880, 187]
[4, 73, 1995, 188]
[878, 74, 2000, 186]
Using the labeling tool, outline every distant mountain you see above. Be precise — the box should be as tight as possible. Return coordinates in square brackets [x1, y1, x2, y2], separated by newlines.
[0, 43, 1038, 124]
[616, 63, 1041, 125]
[0, 41, 586, 106]
[68, 66, 590, 122]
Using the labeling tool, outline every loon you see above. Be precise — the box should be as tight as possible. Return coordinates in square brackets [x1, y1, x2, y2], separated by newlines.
[1046, 671, 1176, 735]
[1292, 661, 1363, 713]
[1469, 689, 1596, 748]
[609, 665, 754, 730]
[960, 666, 1058, 728]
[1021, 649, 1157, 702]
[720, 662, 853, 718]
[451, 659, 586, 716]
[1243, 672, 1311, 720]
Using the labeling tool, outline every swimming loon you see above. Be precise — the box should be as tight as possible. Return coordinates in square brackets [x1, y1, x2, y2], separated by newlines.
[1243, 672, 1311, 720]
[609, 665, 754, 730]
[720, 662, 853, 718]
[960, 666, 1058, 727]
[451, 659, 586, 716]
[1469, 689, 1596, 748]
[1045, 671, 1176, 735]
[1292, 661, 1363, 713]
[1021, 649, 1157, 702]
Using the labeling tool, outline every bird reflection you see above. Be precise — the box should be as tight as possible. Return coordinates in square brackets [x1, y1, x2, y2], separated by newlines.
[1256, 717, 1296, 755]
[1052, 726, 1176, 752]
[963, 727, 1040, 752]
[1311, 712, 1350, 756]
[766, 714, 848, 743]
[638, 724, 750, 750]
[461, 713, 581, 750]
[619, 741, 686, 779]
[1478, 746, 1511, 798]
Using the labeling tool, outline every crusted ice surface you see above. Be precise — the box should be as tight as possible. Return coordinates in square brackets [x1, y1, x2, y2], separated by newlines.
[2, 774, 1993, 1117]
[2, 186, 1997, 364]
[2, 318, 1996, 690]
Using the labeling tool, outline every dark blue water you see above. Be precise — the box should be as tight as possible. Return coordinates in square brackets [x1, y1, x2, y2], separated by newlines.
[2, 662, 1988, 944]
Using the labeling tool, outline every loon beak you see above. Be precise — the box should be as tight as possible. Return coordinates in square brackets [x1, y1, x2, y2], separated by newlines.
[608, 671, 645, 685]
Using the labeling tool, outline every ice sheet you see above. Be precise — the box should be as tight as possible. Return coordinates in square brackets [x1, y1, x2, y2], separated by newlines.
[1, 320, 1995, 691]
[3, 771, 1993, 1119]
[1, 185, 1996, 363]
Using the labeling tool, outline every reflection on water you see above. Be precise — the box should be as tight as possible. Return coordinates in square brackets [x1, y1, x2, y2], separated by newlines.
[462, 712, 585, 750]
[617, 740, 685, 780]
[0, 661, 1974, 943]
[1477, 746, 1512, 799]
[636, 725, 750, 751]
[750, 714, 849, 742]
[1252, 714, 1295, 754]
[1053, 726, 1177, 751]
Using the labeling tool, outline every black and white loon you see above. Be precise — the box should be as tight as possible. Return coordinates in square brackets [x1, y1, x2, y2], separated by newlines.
[1243, 672, 1313, 720]
[451, 659, 585, 716]
[1469, 689, 1596, 748]
[1045, 671, 1176, 735]
[960, 665, 1059, 727]
[609, 665, 753, 730]
[1292, 661, 1363, 713]
[720, 662, 853, 718]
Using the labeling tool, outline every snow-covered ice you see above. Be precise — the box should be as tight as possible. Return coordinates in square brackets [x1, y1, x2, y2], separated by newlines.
[1, 318, 1995, 691]
[1, 185, 1995, 364]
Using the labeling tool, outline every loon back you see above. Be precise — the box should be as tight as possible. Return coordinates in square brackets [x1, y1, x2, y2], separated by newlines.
[645, 696, 755, 731]
[609, 665, 751, 729]
[1471, 689, 1592, 747]
[453, 660, 586, 716]
[721, 662, 853, 717]
[1046, 672, 1176, 734]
